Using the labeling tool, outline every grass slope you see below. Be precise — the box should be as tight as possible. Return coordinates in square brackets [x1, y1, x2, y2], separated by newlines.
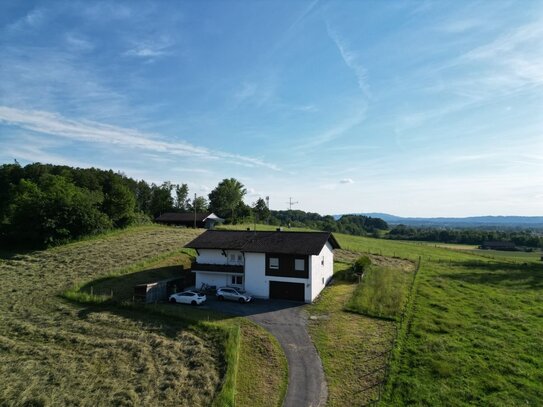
[332, 233, 543, 405]
[0, 225, 288, 407]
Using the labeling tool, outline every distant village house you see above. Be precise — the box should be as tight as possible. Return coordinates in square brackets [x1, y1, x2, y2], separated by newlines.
[155, 212, 224, 229]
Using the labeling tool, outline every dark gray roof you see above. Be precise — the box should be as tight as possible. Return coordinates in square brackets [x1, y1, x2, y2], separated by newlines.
[156, 212, 216, 222]
[185, 230, 340, 255]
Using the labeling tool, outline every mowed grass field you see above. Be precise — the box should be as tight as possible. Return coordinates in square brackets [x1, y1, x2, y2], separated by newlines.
[333, 233, 543, 406]
[0, 225, 287, 407]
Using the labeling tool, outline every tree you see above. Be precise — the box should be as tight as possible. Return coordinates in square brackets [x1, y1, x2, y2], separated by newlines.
[102, 178, 136, 227]
[208, 178, 247, 222]
[149, 182, 174, 217]
[353, 256, 372, 275]
[253, 198, 270, 223]
[175, 183, 189, 211]
[189, 196, 209, 212]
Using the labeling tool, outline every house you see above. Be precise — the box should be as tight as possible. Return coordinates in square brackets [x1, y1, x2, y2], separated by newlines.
[184, 229, 340, 303]
[480, 241, 516, 251]
[155, 212, 224, 229]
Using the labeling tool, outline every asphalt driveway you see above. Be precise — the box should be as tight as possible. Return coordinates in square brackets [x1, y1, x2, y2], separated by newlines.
[201, 297, 327, 407]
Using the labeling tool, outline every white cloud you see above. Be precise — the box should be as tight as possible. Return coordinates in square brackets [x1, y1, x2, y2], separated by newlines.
[340, 178, 354, 184]
[0, 106, 280, 171]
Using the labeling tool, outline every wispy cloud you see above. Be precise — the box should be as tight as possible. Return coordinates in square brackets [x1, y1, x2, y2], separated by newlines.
[326, 23, 370, 97]
[124, 36, 175, 59]
[0, 106, 280, 171]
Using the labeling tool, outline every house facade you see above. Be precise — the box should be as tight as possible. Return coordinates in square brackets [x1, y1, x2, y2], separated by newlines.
[185, 230, 340, 303]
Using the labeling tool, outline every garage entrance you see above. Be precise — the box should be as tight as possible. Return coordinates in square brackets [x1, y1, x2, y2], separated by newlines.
[269, 281, 305, 302]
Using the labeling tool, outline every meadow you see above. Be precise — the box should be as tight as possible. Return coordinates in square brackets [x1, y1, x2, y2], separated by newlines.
[333, 233, 543, 406]
[0, 225, 287, 407]
[2, 221, 541, 406]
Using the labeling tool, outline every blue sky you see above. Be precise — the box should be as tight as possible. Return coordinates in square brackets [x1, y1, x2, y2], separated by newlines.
[1, 1, 542, 216]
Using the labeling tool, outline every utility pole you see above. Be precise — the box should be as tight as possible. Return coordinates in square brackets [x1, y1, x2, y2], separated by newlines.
[193, 193, 197, 228]
[265, 196, 270, 224]
[286, 197, 299, 211]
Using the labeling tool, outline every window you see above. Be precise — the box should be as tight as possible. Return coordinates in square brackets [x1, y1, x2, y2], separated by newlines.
[237, 254, 243, 262]
[322, 278, 324, 284]
[321, 256, 325, 266]
[231, 276, 243, 285]
[269, 257, 279, 269]
[229, 253, 236, 262]
[295, 258, 305, 271]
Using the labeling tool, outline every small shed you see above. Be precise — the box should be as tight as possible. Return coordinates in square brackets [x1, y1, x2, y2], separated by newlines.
[134, 277, 186, 303]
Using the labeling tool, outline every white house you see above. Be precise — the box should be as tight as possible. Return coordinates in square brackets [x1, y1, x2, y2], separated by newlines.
[184, 230, 340, 303]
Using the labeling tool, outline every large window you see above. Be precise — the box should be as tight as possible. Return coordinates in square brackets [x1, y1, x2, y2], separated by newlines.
[231, 276, 243, 285]
[295, 258, 305, 271]
[269, 257, 279, 269]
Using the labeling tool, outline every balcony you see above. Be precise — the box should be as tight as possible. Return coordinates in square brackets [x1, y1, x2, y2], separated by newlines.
[191, 262, 244, 274]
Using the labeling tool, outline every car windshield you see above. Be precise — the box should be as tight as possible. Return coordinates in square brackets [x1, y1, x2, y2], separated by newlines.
[237, 289, 246, 294]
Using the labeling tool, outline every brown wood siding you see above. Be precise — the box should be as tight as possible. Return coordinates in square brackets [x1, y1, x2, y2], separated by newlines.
[265, 253, 309, 278]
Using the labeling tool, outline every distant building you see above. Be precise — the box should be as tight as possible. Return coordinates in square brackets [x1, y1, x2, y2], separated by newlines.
[480, 241, 516, 251]
[155, 212, 224, 229]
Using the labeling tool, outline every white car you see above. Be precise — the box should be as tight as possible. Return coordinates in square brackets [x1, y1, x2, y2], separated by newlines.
[216, 287, 252, 303]
[169, 291, 206, 305]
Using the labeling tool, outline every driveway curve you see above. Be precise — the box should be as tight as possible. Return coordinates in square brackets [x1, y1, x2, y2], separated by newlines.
[202, 299, 327, 407]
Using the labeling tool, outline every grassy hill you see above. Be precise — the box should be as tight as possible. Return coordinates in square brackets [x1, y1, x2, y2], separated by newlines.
[0, 225, 287, 407]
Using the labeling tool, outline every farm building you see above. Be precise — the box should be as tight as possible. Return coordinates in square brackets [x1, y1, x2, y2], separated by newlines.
[480, 241, 516, 251]
[155, 212, 224, 228]
[184, 230, 340, 303]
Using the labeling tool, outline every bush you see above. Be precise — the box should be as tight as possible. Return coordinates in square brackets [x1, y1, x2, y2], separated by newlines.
[353, 255, 372, 274]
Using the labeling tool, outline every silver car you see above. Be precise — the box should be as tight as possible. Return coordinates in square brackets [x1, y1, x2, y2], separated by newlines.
[216, 287, 252, 303]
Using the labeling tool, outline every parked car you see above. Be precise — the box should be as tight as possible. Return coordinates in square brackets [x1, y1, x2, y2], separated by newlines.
[169, 291, 206, 305]
[216, 287, 252, 303]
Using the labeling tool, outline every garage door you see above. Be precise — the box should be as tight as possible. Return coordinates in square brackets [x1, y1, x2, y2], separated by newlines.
[269, 281, 305, 302]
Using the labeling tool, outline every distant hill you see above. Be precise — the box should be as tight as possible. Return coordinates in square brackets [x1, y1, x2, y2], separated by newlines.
[335, 213, 543, 228]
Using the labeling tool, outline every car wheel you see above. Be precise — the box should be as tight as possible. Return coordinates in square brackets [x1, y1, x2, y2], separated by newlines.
[218, 295, 224, 301]
[191, 300, 197, 305]
[238, 297, 245, 304]
[169, 298, 177, 304]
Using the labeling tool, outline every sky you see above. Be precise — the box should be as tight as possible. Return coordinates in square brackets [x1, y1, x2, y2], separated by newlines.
[0, 0, 542, 217]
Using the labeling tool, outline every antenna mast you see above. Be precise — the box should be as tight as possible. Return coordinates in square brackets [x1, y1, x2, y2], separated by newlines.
[286, 197, 299, 211]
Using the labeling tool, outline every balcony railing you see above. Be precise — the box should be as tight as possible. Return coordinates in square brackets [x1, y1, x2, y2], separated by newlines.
[191, 262, 244, 274]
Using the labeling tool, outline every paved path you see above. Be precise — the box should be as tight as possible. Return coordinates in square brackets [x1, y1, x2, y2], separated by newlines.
[202, 299, 327, 407]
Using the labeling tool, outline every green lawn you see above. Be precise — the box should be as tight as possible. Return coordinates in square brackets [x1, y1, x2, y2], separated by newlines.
[330, 233, 543, 406]
[308, 281, 397, 406]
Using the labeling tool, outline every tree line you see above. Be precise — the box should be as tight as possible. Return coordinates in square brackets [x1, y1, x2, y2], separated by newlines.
[4, 162, 538, 250]
[386, 225, 543, 249]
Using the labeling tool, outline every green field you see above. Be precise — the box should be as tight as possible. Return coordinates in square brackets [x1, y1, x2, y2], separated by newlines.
[0, 225, 287, 407]
[2, 223, 541, 406]
[331, 233, 543, 406]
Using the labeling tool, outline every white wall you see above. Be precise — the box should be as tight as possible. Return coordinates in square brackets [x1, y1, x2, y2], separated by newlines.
[197, 249, 226, 265]
[309, 242, 334, 301]
[195, 272, 229, 289]
[244, 252, 267, 297]
[244, 252, 313, 302]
